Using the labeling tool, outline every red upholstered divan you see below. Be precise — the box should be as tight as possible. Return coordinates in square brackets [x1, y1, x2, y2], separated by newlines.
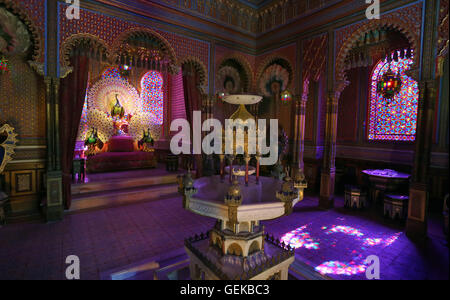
[86, 136, 156, 173]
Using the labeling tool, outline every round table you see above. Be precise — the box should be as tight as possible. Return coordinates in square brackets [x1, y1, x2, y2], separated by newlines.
[361, 169, 410, 206]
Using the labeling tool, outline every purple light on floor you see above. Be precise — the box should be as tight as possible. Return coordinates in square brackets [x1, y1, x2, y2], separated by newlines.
[281, 222, 404, 277]
[324, 225, 364, 237]
[315, 261, 367, 276]
[280, 225, 320, 250]
[364, 232, 402, 247]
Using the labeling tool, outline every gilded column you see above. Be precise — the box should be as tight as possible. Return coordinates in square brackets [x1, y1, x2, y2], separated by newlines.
[45, 0, 63, 221]
[291, 96, 300, 167]
[319, 89, 341, 209]
[297, 94, 308, 172]
[44, 77, 54, 171]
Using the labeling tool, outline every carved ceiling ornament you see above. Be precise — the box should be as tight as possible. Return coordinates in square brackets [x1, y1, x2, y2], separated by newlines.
[60, 33, 110, 68]
[436, 0, 449, 77]
[335, 17, 420, 95]
[0, 0, 43, 64]
[161, 0, 337, 34]
[112, 27, 178, 73]
[180, 56, 208, 88]
[61, 28, 180, 75]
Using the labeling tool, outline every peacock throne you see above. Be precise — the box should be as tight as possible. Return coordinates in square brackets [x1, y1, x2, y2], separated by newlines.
[79, 70, 162, 156]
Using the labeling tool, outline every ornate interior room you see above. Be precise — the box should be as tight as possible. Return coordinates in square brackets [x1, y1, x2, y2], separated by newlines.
[0, 0, 448, 280]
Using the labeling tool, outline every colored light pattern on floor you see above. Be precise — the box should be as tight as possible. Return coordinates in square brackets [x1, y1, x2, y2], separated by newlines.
[141, 71, 164, 125]
[368, 50, 418, 141]
[363, 232, 402, 247]
[323, 225, 365, 237]
[282, 222, 403, 277]
[315, 261, 367, 276]
[280, 225, 320, 250]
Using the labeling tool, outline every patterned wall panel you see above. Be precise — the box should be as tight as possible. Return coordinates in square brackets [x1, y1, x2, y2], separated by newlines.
[8, 0, 46, 63]
[302, 33, 328, 82]
[15, 0, 45, 34]
[58, 3, 210, 76]
[0, 55, 46, 141]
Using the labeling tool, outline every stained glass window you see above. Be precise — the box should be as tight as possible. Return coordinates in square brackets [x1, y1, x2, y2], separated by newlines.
[102, 67, 122, 80]
[141, 71, 164, 125]
[368, 50, 419, 141]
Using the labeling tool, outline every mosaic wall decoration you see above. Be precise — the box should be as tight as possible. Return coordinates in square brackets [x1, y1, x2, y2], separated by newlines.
[0, 54, 46, 140]
[102, 67, 123, 80]
[302, 33, 328, 82]
[368, 50, 418, 142]
[141, 71, 164, 125]
[87, 72, 142, 117]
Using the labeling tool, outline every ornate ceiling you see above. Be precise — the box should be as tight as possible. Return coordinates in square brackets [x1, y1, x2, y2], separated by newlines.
[236, 0, 276, 9]
[159, 0, 341, 35]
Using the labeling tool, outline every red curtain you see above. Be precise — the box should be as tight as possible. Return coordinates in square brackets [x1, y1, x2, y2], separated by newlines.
[182, 63, 202, 177]
[59, 55, 90, 209]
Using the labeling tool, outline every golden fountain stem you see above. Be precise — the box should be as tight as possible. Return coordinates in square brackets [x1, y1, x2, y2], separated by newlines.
[256, 153, 261, 184]
[219, 154, 225, 181]
[244, 154, 250, 186]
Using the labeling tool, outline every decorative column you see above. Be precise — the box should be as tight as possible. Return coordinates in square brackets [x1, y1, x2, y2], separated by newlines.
[406, 80, 437, 240]
[44, 0, 64, 221]
[406, 0, 439, 241]
[291, 96, 300, 167]
[297, 92, 308, 172]
[319, 88, 343, 209]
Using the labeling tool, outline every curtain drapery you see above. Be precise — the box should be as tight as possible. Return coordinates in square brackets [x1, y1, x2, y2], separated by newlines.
[182, 63, 203, 177]
[59, 55, 90, 209]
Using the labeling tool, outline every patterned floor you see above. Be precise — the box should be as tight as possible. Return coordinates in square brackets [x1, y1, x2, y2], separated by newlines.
[0, 195, 448, 280]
